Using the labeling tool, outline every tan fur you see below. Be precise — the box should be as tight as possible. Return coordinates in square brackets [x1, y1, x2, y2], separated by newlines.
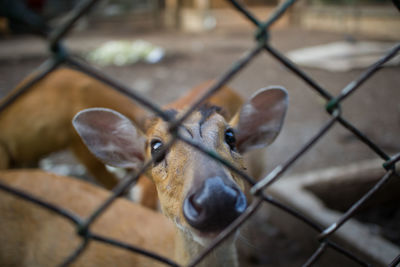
[118, 82, 287, 266]
[144, 112, 246, 230]
[166, 80, 243, 120]
[0, 68, 157, 208]
[136, 85, 247, 266]
[0, 169, 175, 267]
[1, 74, 284, 266]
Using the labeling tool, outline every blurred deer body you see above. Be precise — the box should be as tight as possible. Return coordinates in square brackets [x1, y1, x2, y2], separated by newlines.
[0, 170, 174, 267]
[0, 68, 157, 208]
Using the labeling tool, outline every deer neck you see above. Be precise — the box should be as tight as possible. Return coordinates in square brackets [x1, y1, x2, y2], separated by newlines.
[174, 228, 239, 267]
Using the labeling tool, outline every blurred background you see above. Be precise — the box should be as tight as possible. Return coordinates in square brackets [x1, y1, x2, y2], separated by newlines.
[0, 0, 399, 266]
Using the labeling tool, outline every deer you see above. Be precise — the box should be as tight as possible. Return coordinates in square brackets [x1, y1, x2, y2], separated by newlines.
[0, 78, 288, 266]
[0, 169, 175, 267]
[0, 67, 157, 208]
[71, 83, 288, 266]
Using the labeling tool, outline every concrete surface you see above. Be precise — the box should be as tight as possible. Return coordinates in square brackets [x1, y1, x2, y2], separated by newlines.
[268, 159, 400, 266]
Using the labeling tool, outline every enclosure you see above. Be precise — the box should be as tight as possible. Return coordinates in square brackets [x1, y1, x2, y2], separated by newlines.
[0, 0, 399, 266]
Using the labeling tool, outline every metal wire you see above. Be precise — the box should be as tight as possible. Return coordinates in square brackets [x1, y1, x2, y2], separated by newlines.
[389, 254, 400, 267]
[319, 169, 395, 240]
[66, 57, 171, 121]
[251, 111, 340, 194]
[302, 242, 328, 267]
[49, 0, 102, 49]
[169, 43, 264, 131]
[90, 234, 181, 267]
[188, 198, 264, 267]
[0, 0, 399, 266]
[0, 58, 62, 113]
[327, 43, 400, 107]
[0, 180, 82, 225]
[59, 237, 91, 267]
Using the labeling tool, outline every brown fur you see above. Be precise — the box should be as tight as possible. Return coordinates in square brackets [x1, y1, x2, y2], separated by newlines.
[0, 68, 157, 208]
[0, 169, 175, 267]
[136, 87, 247, 266]
[144, 82, 245, 227]
[166, 80, 243, 120]
[89, 82, 288, 266]
[144, 111, 246, 229]
[69, 80, 251, 266]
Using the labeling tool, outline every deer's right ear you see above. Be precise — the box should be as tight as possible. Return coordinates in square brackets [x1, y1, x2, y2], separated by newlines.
[233, 86, 288, 153]
[73, 108, 146, 170]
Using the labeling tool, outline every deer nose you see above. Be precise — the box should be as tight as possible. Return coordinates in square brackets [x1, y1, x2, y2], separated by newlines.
[183, 176, 247, 232]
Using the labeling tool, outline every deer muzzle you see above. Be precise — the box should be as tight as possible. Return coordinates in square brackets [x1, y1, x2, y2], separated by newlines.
[183, 176, 247, 232]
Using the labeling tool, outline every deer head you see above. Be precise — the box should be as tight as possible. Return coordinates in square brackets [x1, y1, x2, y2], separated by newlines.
[73, 86, 288, 246]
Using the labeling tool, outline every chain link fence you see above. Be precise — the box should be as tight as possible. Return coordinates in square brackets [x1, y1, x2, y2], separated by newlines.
[0, 0, 399, 266]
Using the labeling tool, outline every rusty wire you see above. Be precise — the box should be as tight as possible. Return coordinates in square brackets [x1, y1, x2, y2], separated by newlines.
[0, 0, 399, 266]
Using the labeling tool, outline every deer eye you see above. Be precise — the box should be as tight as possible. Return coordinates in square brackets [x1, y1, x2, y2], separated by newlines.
[224, 128, 236, 151]
[150, 139, 165, 163]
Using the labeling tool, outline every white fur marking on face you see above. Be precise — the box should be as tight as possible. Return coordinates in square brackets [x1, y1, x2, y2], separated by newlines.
[192, 232, 210, 247]
[128, 186, 143, 203]
[105, 165, 127, 179]
[174, 213, 211, 247]
[174, 217, 185, 232]
[104, 165, 144, 203]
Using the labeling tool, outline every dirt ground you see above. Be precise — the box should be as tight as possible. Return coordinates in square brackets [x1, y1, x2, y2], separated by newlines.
[0, 24, 399, 266]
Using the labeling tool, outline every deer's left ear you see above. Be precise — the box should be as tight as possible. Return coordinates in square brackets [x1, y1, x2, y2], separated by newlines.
[232, 86, 288, 153]
[73, 108, 146, 170]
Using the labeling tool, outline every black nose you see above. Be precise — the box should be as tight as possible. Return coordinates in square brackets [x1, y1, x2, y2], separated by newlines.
[183, 176, 247, 232]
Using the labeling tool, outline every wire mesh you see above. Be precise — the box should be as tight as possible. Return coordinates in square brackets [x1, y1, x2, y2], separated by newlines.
[0, 0, 399, 266]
